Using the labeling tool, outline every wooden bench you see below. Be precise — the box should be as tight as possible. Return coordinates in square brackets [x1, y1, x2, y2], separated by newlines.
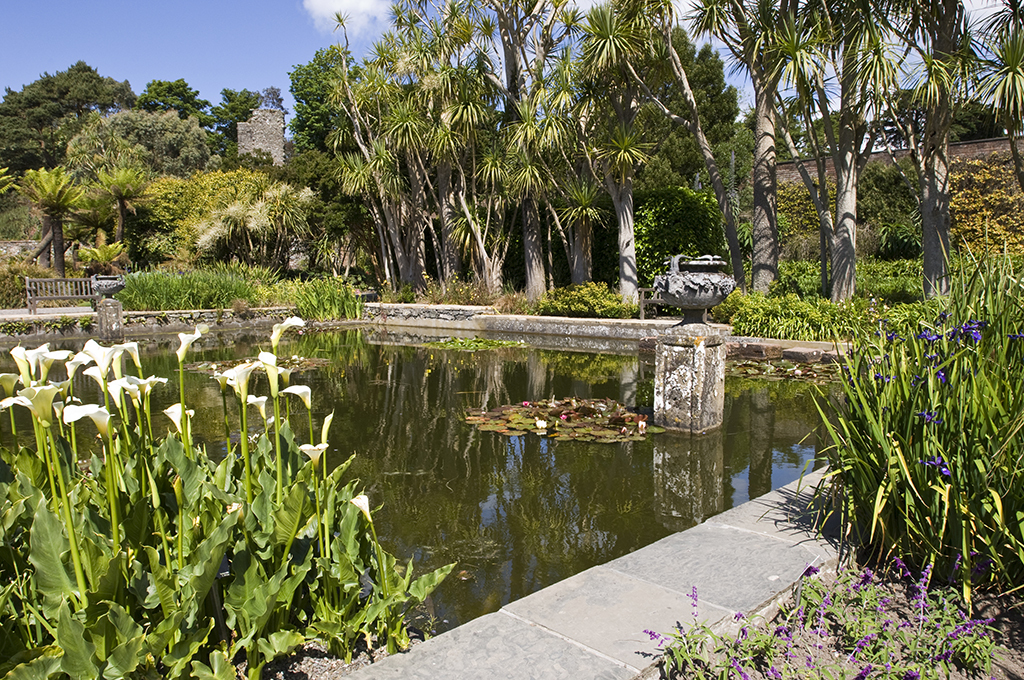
[639, 287, 665, 321]
[25, 278, 100, 314]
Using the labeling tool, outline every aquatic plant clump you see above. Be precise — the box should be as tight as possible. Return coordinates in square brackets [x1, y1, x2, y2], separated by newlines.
[0, 317, 453, 679]
[466, 397, 665, 443]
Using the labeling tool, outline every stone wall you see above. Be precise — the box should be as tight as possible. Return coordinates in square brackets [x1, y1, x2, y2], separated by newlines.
[0, 240, 40, 260]
[363, 303, 493, 323]
[776, 137, 1012, 184]
[237, 109, 285, 166]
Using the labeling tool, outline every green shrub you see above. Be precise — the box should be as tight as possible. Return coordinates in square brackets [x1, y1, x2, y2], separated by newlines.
[419, 277, 496, 306]
[634, 187, 726, 287]
[729, 293, 877, 341]
[0, 262, 56, 309]
[949, 153, 1024, 255]
[768, 259, 923, 305]
[534, 282, 637, 318]
[294, 277, 363, 320]
[821, 255, 1024, 602]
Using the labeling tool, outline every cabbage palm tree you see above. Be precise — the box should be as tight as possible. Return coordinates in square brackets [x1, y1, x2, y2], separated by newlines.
[690, 0, 793, 293]
[774, 1, 896, 301]
[18, 168, 83, 276]
[884, 0, 974, 298]
[980, 2, 1024, 193]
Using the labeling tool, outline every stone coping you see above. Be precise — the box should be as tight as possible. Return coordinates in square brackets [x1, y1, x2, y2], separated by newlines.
[347, 467, 841, 680]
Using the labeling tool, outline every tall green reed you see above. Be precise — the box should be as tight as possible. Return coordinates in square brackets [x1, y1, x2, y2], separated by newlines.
[818, 255, 1024, 605]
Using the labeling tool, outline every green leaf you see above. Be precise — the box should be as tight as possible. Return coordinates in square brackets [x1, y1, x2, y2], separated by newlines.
[28, 497, 77, 617]
[101, 634, 145, 680]
[255, 630, 305, 665]
[145, 547, 176, 619]
[57, 603, 99, 680]
[190, 650, 236, 680]
[272, 483, 310, 550]
[0, 646, 63, 680]
[409, 562, 456, 602]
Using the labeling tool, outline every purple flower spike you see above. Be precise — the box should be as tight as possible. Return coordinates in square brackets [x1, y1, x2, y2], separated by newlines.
[920, 455, 951, 477]
[734, 611, 745, 621]
[803, 564, 820, 578]
[915, 410, 944, 425]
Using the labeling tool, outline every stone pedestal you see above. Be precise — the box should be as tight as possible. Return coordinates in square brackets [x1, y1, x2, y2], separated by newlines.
[97, 298, 124, 342]
[654, 323, 726, 433]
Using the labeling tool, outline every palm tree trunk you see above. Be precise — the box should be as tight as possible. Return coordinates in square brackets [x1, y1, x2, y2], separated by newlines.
[522, 196, 545, 301]
[751, 88, 779, 293]
[608, 177, 638, 303]
[39, 217, 52, 269]
[116, 199, 127, 243]
[49, 214, 66, 277]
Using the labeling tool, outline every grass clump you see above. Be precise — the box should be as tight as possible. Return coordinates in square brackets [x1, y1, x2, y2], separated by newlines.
[0, 262, 57, 309]
[294, 277, 363, 321]
[117, 262, 274, 311]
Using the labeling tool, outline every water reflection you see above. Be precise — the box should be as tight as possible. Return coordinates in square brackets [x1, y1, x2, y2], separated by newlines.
[0, 331, 831, 632]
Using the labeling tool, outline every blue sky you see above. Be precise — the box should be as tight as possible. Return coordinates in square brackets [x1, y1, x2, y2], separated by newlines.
[0, 0, 391, 122]
[1, 0, 1001, 133]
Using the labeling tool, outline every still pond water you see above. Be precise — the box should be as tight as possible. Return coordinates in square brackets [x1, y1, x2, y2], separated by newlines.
[4, 329, 832, 634]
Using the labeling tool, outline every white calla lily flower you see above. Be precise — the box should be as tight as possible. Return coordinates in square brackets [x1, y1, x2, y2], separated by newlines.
[247, 395, 269, 421]
[259, 351, 279, 397]
[38, 350, 73, 382]
[224, 361, 259, 400]
[115, 342, 142, 372]
[163, 403, 194, 434]
[271, 316, 305, 350]
[321, 411, 334, 446]
[175, 324, 210, 363]
[10, 346, 33, 386]
[18, 385, 61, 427]
[281, 385, 312, 410]
[300, 443, 328, 467]
[65, 352, 93, 381]
[0, 373, 20, 398]
[82, 339, 121, 378]
[350, 494, 372, 522]
[63, 403, 112, 436]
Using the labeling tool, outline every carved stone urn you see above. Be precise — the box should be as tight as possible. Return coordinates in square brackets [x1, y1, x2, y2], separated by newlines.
[91, 275, 126, 299]
[652, 254, 736, 325]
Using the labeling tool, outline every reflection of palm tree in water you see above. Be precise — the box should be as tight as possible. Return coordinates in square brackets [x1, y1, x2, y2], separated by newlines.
[748, 388, 775, 499]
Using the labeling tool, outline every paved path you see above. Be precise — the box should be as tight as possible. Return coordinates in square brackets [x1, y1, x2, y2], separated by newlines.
[349, 468, 841, 680]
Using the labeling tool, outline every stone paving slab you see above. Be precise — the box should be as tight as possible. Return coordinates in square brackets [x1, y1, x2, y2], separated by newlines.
[604, 523, 827, 615]
[348, 610, 635, 680]
[347, 473, 840, 680]
[502, 565, 731, 670]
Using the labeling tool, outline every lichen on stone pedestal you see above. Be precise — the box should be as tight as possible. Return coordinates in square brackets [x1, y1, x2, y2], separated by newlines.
[653, 323, 727, 433]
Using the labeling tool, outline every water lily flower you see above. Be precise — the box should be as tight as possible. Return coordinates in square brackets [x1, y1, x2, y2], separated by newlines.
[321, 411, 334, 445]
[247, 395, 268, 421]
[163, 403, 194, 434]
[300, 443, 328, 468]
[175, 324, 210, 363]
[18, 385, 61, 428]
[63, 403, 111, 436]
[271, 316, 305, 351]
[638, 420, 647, 434]
[351, 494, 372, 522]
[0, 373, 20, 398]
[281, 385, 312, 410]
[535, 419, 547, 430]
[259, 351, 280, 397]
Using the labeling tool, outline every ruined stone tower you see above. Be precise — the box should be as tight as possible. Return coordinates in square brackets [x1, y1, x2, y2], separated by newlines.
[237, 109, 285, 165]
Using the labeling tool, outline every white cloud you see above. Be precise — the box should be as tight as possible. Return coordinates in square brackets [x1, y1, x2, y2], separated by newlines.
[303, 0, 390, 36]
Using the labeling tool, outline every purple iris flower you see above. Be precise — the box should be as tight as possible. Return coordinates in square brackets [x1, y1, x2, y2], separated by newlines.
[921, 456, 951, 477]
[915, 410, 943, 424]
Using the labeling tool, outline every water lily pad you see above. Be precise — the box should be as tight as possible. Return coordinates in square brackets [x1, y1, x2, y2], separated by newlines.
[465, 396, 662, 444]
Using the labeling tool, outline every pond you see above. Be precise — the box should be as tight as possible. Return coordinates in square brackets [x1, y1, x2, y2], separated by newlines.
[1, 329, 833, 635]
